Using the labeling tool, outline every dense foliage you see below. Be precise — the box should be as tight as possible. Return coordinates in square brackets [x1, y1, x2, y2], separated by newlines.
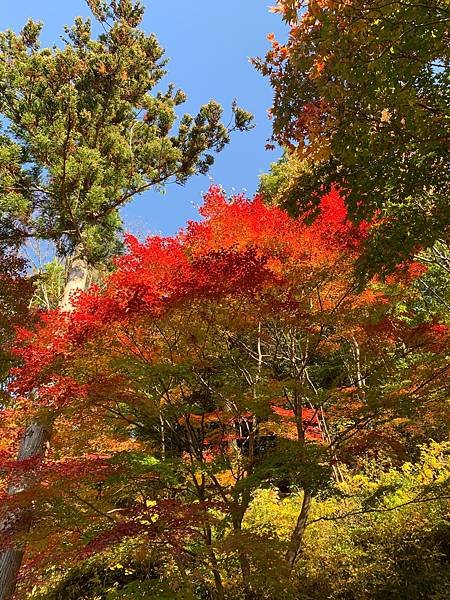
[0, 1, 448, 599]
[0, 0, 252, 261]
[256, 0, 449, 275]
[1, 187, 448, 598]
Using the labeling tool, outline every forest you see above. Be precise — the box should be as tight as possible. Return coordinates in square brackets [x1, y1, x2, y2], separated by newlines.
[0, 1, 449, 599]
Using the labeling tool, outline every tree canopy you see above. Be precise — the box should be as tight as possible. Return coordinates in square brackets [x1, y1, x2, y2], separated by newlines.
[0, 1, 448, 599]
[0, 0, 252, 261]
[1, 186, 449, 598]
[256, 0, 449, 275]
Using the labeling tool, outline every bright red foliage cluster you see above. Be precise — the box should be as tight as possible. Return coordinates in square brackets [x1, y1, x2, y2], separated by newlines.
[11, 186, 367, 398]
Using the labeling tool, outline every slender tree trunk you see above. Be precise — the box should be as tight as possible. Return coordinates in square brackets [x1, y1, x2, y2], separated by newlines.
[0, 250, 88, 600]
[237, 543, 252, 598]
[203, 526, 225, 600]
[231, 513, 252, 598]
[211, 559, 225, 600]
[285, 488, 312, 568]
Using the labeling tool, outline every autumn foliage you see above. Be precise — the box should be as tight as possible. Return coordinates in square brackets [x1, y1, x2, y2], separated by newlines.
[1, 186, 448, 598]
[0, 2, 448, 598]
[257, 1, 450, 274]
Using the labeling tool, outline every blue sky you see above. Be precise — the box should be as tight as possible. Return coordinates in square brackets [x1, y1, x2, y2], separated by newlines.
[0, 1, 286, 237]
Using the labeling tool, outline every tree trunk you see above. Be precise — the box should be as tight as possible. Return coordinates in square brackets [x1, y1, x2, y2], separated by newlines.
[0, 250, 88, 600]
[203, 525, 225, 600]
[232, 516, 252, 598]
[238, 549, 252, 599]
[0, 552, 23, 600]
[285, 488, 312, 568]
[59, 253, 89, 311]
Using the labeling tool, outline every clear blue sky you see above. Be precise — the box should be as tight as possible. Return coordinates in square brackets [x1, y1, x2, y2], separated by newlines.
[0, 1, 286, 237]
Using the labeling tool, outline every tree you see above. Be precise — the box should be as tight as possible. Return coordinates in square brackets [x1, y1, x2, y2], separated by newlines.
[0, 1, 252, 596]
[256, 0, 450, 276]
[0, 0, 252, 260]
[246, 440, 450, 600]
[4, 186, 447, 598]
[0, 251, 35, 600]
